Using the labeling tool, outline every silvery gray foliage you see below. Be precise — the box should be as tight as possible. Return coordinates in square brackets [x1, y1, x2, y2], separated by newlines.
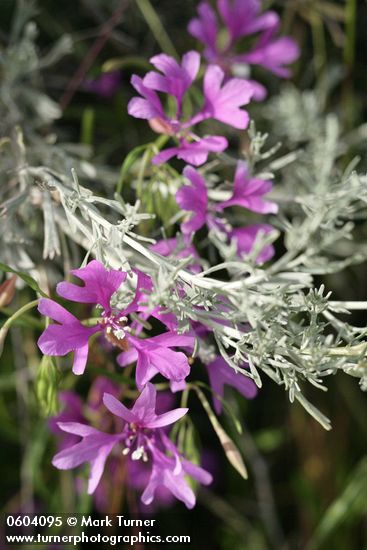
[0, 3, 116, 270]
[1, 5, 367, 429]
[24, 138, 367, 429]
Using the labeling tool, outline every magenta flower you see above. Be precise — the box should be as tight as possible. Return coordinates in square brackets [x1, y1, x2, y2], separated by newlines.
[176, 166, 210, 234]
[95, 391, 179, 513]
[117, 331, 194, 389]
[105, 384, 211, 508]
[205, 356, 257, 414]
[37, 260, 129, 375]
[49, 377, 122, 452]
[229, 224, 275, 263]
[84, 71, 121, 98]
[175, 165, 276, 263]
[151, 237, 201, 274]
[188, 0, 299, 89]
[216, 161, 278, 214]
[38, 260, 194, 388]
[141, 447, 212, 509]
[38, 261, 194, 386]
[127, 51, 254, 166]
[197, 65, 253, 129]
[53, 384, 212, 508]
[48, 392, 84, 451]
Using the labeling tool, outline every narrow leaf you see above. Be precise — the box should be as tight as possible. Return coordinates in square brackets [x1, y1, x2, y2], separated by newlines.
[0, 262, 48, 297]
[194, 386, 248, 479]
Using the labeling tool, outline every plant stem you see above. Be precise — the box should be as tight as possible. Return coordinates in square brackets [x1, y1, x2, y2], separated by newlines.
[329, 301, 367, 310]
[135, 0, 178, 58]
[60, 0, 130, 110]
[343, 0, 357, 129]
[2, 300, 40, 331]
[310, 10, 326, 78]
[344, 0, 356, 69]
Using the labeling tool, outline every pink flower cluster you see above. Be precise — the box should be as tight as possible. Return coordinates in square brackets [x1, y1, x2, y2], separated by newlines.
[38, 260, 257, 508]
[189, 0, 299, 98]
[128, 0, 299, 165]
[37, 0, 298, 510]
[128, 51, 254, 165]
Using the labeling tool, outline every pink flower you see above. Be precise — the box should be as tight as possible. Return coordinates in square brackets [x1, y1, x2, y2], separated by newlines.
[188, 0, 299, 94]
[175, 164, 277, 264]
[38, 261, 130, 375]
[52, 384, 212, 508]
[117, 332, 194, 390]
[229, 224, 275, 263]
[216, 161, 278, 214]
[205, 356, 257, 414]
[38, 261, 194, 386]
[128, 51, 254, 165]
[151, 237, 201, 274]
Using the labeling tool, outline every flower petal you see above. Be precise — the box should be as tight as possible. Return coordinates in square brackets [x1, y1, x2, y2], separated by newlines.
[38, 298, 77, 324]
[37, 323, 97, 357]
[145, 407, 188, 429]
[102, 393, 137, 424]
[57, 260, 127, 312]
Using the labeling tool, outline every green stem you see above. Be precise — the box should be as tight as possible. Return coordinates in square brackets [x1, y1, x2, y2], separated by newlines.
[102, 55, 152, 73]
[343, 0, 357, 129]
[2, 299, 39, 331]
[181, 388, 190, 409]
[80, 108, 95, 146]
[344, 0, 356, 68]
[135, 0, 178, 57]
[310, 10, 326, 78]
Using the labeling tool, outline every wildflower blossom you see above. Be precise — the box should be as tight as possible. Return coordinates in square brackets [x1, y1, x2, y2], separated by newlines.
[38, 261, 129, 375]
[188, 0, 299, 93]
[50, 381, 176, 512]
[53, 383, 212, 508]
[127, 51, 254, 165]
[151, 237, 201, 273]
[84, 71, 121, 98]
[215, 161, 278, 214]
[117, 331, 194, 389]
[38, 261, 194, 385]
[205, 356, 257, 414]
[229, 224, 275, 263]
[175, 165, 277, 263]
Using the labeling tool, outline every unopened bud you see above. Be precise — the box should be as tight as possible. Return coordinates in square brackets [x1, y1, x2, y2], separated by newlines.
[0, 275, 17, 307]
[0, 326, 9, 357]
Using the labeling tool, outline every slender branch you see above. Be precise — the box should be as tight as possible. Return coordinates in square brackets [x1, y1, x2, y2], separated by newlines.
[238, 429, 288, 550]
[329, 301, 367, 310]
[135, 0, 178, 58]
[2, 300, 40, 331]
[60, 0, 130, 109]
